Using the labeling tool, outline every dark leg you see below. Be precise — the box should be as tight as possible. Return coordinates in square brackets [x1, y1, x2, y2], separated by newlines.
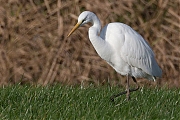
[132, 76, 139, 90]
[126, 74, 130, 100]
[110, 76, 139, 102]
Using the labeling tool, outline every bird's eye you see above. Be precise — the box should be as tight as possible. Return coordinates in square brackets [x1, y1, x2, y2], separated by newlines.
[82, 19, 85, 23]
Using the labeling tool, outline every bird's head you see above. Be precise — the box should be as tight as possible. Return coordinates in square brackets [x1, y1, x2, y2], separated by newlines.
[67, 11, 95, 37]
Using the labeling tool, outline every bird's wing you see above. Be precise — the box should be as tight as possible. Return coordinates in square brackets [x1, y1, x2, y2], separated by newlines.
[120, 29, 162, 77]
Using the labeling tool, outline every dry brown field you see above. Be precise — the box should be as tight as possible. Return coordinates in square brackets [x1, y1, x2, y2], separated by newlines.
[0, 0, 179, 87]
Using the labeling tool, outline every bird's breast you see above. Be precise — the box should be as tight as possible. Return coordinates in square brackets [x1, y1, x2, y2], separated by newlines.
[106, 53, 131, 76]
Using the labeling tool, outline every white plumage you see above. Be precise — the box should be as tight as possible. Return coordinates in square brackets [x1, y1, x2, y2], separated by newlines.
[67, 11, 162, 101]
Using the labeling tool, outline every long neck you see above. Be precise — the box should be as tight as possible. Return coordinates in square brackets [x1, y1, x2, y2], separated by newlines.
[88, 15, 111, 60]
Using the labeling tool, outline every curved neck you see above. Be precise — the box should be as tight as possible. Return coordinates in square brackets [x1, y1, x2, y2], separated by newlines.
[88, 15, 111, 60]
[91, 15, 101, 34]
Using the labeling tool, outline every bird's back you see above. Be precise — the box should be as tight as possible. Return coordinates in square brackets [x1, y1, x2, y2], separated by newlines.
[100, 22, 162, 80]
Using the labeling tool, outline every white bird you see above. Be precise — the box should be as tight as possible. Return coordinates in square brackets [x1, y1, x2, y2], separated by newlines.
[67, 11, 162, 101]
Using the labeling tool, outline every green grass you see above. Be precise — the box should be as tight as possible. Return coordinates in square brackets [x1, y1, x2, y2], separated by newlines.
[0, 84, 179, 120]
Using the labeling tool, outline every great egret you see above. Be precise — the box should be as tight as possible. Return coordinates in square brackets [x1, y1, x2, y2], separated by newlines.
[67, 11, 162, 101]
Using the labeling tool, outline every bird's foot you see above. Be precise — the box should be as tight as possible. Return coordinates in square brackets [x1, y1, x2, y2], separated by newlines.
[110, 87, 139, 102]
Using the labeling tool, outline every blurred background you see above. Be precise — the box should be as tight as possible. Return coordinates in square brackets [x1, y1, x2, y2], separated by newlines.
[0, 0, 179, 87]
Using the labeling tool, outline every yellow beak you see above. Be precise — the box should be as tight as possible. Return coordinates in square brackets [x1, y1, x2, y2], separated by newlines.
[67, 22, 82, 37]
